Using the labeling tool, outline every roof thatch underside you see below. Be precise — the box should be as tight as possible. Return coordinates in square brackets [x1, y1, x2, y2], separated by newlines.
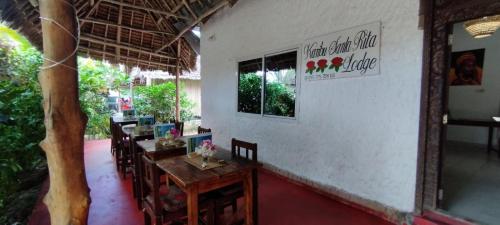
[0, 0, 237, 73]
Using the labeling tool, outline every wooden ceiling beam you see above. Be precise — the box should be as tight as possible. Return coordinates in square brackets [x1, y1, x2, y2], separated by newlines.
[80, 34, 175, 59]
[101, 0, 190, 20]
[79, 46, 176, 68]
[183, 0, 198, 20]
[155, 0, 231, 53]
[79, 18, 175, 36]
[80, 0, 102, 27]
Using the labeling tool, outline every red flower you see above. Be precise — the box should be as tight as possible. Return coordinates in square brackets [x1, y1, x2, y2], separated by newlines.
[317, 59, 327, 68]
[332, 57, 343, 67]
[306, 61, 315, 69]
[306, 61, 316, 75]
[329, 57, 344, 72]
[316, 59, 328, 73]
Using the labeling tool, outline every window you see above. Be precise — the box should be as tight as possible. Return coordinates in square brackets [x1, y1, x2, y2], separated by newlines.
[264, 51, 297, 117]
[238, 58, 262, 114]
[237, 50, 298, 118]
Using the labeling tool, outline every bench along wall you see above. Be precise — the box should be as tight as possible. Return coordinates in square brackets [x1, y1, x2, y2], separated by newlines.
[200, 0, 423, 212]
[447, 22, 500, 146]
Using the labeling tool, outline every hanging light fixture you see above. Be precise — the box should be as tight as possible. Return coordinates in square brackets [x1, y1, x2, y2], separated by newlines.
[464, 15, 500, 39]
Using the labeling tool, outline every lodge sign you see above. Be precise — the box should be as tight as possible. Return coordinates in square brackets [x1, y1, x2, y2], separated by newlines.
[302, 22, 381, 81]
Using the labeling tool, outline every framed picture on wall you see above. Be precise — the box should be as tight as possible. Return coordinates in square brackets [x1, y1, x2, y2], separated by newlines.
[448, 48, 485, 86]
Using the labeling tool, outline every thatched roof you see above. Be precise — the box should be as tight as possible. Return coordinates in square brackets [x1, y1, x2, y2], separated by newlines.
[0, 0, 237, 73]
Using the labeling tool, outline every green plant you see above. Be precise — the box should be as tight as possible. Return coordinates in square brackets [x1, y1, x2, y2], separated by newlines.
[134, 82, 195, 122]
[0, 25, 45, 211]
[238, 73, 262, 114]
[77, 58, 132, 138]
[264, 82, 295, 117]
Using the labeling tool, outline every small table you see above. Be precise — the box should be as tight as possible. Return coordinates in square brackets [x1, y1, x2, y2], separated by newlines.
[448, 118, 500, 157]
[156, 150, 258, 225]
[136, 139, 187, 160]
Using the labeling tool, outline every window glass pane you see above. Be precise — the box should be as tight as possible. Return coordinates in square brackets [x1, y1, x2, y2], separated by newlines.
[264, 51, 297, 117]
[238, 58, 263, 114]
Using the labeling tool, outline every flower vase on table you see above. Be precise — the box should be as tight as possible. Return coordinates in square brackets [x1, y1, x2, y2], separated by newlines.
[195, 140, 216, 168]
[165, 128, 180, 144]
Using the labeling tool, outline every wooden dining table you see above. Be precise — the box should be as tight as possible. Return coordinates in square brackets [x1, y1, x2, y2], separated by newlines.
[156, 149, 259, 225]
[135, 138, 187, 161]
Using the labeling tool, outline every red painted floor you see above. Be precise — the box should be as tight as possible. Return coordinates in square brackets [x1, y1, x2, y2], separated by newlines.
[28, 139, 394, 225]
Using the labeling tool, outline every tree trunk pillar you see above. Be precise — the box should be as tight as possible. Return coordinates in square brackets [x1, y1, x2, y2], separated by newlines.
[39, 0, 91, 224]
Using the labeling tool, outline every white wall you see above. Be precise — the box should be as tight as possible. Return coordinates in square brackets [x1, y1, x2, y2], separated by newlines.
[182, 79, 202, 117]
[201, 0, 422, 212]
[447, 23, 500, 145]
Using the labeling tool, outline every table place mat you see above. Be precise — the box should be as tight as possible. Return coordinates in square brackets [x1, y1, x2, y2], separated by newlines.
[183, 154, 223, 171]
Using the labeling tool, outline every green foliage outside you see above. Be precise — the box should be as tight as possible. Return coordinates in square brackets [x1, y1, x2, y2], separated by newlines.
[78, 58, 128, 138]
[238, 73, 295, 117]
[238, 73, 262, 114]
[134, 82, 194, 122]
[0, 24, 196, 223]
[264, 82, 295, 117]
[0, 25, 46, 224]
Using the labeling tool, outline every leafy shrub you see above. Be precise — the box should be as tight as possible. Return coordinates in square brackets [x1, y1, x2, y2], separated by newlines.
[264, 82, 295, 117]
[78, 58, 126, 138]
[0, 27, 45, 211]
[134, 82, 195, 122]
[238, 73, 262, 114]
[238, 73, 295, 116]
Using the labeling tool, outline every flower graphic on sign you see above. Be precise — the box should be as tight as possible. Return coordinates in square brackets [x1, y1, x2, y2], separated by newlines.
[329, 57, 343, 72]
[316, 59, 328, 73]
[306, 61, 316, 75]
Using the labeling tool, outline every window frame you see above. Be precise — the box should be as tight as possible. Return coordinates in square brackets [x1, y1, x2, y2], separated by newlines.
[235, 47, 301, 120]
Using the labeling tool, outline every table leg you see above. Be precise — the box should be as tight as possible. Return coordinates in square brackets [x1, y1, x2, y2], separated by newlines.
[187, 187, 199, 225]
[488, 126, 493, 153]
[243, 172, 254, 225]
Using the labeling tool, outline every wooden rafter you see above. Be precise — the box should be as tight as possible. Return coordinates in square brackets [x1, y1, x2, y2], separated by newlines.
[80, 46, 176, 68]
[2, 0, 239, 72]
[79, 18, 175, 36]
[80, 35, 175, 59]
[101, 0, 190, 20]
[155, 0, 231, 53]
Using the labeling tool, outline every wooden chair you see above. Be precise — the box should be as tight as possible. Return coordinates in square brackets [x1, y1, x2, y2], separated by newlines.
[172, 121, 184, 136]
[197, 126, 212, 134]
[116, 124, 133, 179]
[141, 155, 215, 225]
[110, 117, 115, 155]
[131, 134, 154, 209]
[213, 138, 258, 224]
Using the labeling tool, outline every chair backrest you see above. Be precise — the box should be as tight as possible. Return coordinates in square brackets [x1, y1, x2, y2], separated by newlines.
[175, 121, 184, 136]
[231, 138, 258, 162]
[197, 126, 212, 134]
[142, 155, 162, 213]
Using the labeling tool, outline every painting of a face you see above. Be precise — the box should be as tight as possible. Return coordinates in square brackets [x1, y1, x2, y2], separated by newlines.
[449, 49, 485, 86]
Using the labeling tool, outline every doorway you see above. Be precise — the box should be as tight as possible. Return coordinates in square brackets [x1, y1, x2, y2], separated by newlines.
[441, 19, 500, 224]
[417, 0, 500, 224]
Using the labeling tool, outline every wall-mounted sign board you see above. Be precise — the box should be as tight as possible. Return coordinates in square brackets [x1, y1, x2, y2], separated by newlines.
[302, 22, 381, 81]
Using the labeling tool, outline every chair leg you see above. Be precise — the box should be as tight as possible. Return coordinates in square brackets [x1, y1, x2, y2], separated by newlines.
[121, 156, 127, 179]
[231, 199, 237, 213]
[132, 175, 137, 198]
[154, 216, 162, 225]
[143, 212, 151, 225]
[206, 201, 215, 225]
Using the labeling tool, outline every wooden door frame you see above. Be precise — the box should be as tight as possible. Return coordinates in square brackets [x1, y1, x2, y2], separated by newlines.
[415, 0, 500, 214]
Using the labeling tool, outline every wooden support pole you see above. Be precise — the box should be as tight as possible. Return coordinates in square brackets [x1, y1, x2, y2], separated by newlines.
[175, 40, 181, 122]
[38, 0, 91, 224]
